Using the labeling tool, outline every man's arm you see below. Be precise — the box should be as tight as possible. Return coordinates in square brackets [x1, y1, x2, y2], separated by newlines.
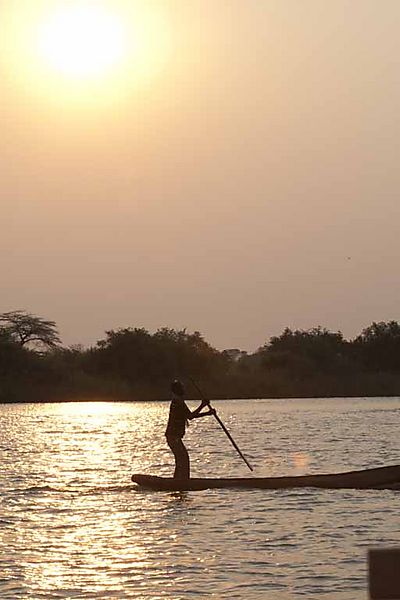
[187, 400, 216, 420]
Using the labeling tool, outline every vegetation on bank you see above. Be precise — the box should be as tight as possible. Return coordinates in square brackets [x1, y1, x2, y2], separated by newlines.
[1, 310, 400, 402]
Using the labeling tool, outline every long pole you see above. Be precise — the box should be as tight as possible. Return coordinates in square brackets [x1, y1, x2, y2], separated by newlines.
[188, 378, 254, 472]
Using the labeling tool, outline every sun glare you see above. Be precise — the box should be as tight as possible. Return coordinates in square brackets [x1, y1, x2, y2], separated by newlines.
[38, 5, 126, 79]
[0, 1, 171, 108]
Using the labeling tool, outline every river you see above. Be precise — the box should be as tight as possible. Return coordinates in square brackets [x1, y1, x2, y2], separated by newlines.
[1, 397, 399, 599]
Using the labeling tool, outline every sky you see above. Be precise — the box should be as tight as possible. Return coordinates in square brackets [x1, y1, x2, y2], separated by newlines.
[1, 0, 400, 352]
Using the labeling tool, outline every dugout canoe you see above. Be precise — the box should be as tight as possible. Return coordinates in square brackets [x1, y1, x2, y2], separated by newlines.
[131, 464, 400, 491]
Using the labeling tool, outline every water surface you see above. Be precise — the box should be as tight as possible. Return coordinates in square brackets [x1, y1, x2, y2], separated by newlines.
[1, 397, 400, 599]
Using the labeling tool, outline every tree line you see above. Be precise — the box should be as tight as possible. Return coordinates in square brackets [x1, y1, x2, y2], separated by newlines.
[1, 310, 400, 402]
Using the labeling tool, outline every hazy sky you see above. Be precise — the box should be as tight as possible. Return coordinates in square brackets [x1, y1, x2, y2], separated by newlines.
[1, 0, 400, 351]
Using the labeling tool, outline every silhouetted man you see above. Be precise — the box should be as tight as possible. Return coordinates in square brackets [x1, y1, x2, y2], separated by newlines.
[165, 379, 215, 479]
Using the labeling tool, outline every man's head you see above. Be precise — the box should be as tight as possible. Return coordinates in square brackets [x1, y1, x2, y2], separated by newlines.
[171, 379, 185, 397]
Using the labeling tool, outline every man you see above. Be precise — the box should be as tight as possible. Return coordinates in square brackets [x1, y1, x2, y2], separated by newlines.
[165, 379, 215, 479]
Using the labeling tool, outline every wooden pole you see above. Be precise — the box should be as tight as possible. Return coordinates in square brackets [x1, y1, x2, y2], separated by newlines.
[189, 378, 254, 472]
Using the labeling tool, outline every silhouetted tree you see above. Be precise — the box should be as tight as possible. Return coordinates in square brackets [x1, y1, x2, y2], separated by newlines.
[256, 326, 348, 375]
[88, 326, 228, 391]
[353, 321, 400, 372]
[0, 330, 28, 376]
[0, 310, 61, 350]
[3, 312, 400, 401]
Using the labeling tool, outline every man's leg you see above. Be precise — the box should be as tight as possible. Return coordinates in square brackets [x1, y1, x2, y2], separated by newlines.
[167, 437, 190, 479]
[174, 439, 190, 479]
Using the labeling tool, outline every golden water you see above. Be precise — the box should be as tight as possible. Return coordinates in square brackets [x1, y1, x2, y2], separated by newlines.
[1, 398, 400, 599]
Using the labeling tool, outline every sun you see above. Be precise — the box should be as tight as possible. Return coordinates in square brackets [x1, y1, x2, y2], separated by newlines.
[37, 4, 127, 79]
[0, 1, 171, 109]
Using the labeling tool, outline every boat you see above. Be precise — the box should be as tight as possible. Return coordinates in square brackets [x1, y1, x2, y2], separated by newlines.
[131, 464, 400, 491]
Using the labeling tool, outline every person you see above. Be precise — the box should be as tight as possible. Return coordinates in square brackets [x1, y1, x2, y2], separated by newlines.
[165, 379, 215, 479]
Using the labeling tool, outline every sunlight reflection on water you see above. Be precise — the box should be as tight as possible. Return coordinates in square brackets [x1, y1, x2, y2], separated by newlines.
[0, 397, 400, 599]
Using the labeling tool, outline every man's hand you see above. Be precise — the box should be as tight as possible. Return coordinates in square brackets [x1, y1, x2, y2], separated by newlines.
[209, 408, 216, 416]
